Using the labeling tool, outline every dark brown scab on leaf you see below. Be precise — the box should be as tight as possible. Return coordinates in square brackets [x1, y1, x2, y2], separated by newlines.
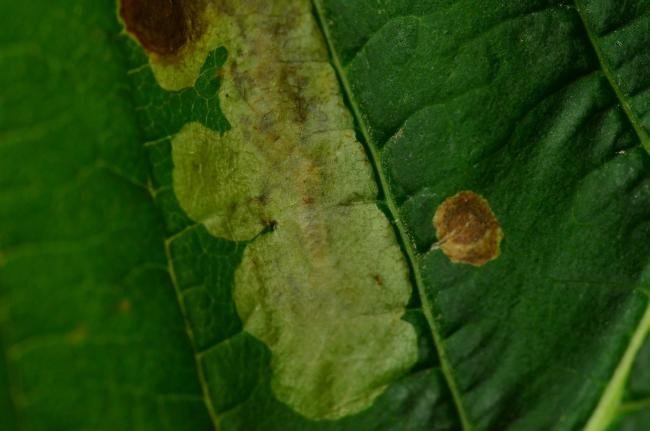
[433, 191, 503, 267]
[119, 0, 203, 57]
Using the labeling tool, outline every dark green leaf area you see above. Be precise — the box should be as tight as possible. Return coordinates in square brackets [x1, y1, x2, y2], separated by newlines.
[613, 411, 650, 431]
[0, 327, 16, 430]
[578, 0, 650, 144]
[321, 0, 650, 430]
[0, 1, 211, 430]
[627, 334, 650, 400]
[126, 45, 230, 141]
[166, 225, 244, 353]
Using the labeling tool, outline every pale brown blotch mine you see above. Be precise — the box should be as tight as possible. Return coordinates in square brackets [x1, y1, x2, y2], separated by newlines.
[163, 0, 418, 420]
[433, 191, 503, 266]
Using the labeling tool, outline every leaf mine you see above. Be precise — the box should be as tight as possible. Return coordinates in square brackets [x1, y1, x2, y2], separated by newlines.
[433, 191, 503, 266]
[168, 0, 418, 420]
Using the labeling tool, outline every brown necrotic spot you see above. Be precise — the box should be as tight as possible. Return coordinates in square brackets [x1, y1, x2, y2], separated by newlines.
[433, 191, 503, 266]
[119, 0, 202, 56]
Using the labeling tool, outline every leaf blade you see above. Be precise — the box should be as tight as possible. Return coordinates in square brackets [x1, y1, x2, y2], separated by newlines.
[0, 1, 212, 429]
[316, 0, 650, 429]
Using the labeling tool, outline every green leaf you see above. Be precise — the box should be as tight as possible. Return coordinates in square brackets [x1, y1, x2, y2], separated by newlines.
[0, 2, 211, 430]
[316, 0, 650, 429]
[1, 1, 649, 431]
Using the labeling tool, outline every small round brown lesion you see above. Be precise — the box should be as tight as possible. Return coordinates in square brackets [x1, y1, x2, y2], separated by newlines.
[433, 191, 503, 266]
[119, 0, 204, 57]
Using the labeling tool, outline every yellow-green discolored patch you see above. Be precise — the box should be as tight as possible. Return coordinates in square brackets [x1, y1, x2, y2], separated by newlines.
[170, 0, 418, 420]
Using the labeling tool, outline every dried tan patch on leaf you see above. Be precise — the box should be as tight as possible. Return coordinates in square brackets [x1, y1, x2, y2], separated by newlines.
[433, 191, 503, 266]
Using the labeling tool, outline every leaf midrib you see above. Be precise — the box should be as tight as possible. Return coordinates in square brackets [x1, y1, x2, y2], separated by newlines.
[311, 1, 474, 430]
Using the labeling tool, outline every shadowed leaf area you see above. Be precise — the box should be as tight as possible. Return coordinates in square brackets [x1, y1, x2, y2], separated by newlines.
[1, 0, 649, 430]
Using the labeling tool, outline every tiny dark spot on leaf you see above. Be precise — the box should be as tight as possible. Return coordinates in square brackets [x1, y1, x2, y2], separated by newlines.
[264, 220, 278, 232]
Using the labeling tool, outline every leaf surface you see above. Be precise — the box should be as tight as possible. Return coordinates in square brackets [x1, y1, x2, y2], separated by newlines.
[0, 2, 211, 430]
[1, 1, 649, 431]
[316, 0, 650, 429]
